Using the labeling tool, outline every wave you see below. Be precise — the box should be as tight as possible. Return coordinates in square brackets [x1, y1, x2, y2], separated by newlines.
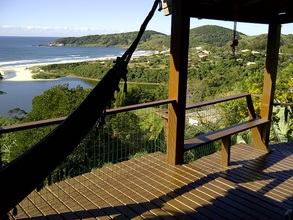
[0, 59, 39, 67]
[0, 56, 101, 68]
[133, 50, 153, 56]
[0, 50, 152, 69]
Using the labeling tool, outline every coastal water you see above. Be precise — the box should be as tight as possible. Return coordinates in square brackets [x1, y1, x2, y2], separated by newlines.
[0, 77, 95, 116]
[0, 36, 126, 68]
[0, 36, 150, 117]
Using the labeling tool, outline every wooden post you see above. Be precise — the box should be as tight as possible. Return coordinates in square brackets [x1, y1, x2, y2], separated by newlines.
[259, 23, 281, 146]
[167, 0, 190, 165]
[221, 136, 231, 166]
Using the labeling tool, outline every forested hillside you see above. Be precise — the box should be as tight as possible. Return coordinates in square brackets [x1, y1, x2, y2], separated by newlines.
[50, 25, 241, 49]
[50, 25, 293, 52]
[50, 30, 170, 50]
[189, 25, 245, 47]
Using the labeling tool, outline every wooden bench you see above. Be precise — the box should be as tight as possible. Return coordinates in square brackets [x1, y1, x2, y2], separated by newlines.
[157, 93, 270, 166]
[184, 118, 269, 166]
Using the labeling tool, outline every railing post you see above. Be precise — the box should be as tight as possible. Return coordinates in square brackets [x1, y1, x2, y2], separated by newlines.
[221, 136, 231, 166]
[167, 0, 190, 165]
[246, 94, 257, 119]
[260, 22, 281, 146]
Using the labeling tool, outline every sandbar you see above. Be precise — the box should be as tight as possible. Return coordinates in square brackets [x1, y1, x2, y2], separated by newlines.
[0, 66, 34, 81]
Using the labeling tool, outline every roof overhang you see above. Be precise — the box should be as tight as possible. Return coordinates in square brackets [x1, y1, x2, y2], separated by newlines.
[166, 0, 293, 24]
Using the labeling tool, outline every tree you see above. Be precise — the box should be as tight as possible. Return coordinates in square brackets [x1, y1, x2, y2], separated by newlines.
[0, 116, 20, 167]
[9, 84, 91, 161]
[114, 85, 156, 108]
[276, 63, 293, 103]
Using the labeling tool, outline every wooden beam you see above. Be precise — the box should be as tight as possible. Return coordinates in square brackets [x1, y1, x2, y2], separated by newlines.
[187, 1, 293, 24]
[260, 23, 281, 145]
[167, 0, 190, 165]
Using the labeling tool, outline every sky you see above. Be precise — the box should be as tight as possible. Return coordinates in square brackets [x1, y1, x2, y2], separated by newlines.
[0, 0, 292, 37]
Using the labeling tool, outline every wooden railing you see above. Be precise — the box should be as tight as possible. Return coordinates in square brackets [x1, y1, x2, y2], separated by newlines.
[0, 99, 175, 135]
[1, 95, 277, 167]
[1, 95, 284, 181]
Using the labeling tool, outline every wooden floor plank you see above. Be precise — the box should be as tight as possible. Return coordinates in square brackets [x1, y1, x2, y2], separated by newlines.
[191, 146, 291, 217]
[90, 167, 175, 219]
[10, 143, 293, 219]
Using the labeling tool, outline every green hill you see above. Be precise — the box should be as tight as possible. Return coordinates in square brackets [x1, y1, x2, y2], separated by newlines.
[49, 25, 293, 52]
[50, 30, 170, 50]
[49, 25, 245, 50]
[189, 25, 246, 47]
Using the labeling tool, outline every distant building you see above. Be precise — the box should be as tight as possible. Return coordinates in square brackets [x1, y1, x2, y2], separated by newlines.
[198, 51, 209, 60]
[186, 108, 220, 126]
[188, 118, 199, 126]
[241, 49, 251, 53]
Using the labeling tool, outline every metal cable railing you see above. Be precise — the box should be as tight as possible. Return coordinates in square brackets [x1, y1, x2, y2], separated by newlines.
[1, 99, 173, 182]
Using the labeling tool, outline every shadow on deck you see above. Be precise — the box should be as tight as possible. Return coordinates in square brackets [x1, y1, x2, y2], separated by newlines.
[10, 142, 293, 219]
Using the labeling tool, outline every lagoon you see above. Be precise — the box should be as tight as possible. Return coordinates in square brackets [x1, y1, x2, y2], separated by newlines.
[0, 77, 158, 117]
[0, 77, 95, 117]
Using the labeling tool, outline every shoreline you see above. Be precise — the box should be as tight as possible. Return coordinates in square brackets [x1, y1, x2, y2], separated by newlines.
[0, 50, 156, 82]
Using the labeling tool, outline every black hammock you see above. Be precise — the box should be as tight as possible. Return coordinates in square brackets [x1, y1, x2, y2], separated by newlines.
[0, 0, 162, 216]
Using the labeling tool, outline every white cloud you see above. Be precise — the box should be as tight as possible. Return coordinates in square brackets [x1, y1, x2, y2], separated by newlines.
[0, 25, 123, 37]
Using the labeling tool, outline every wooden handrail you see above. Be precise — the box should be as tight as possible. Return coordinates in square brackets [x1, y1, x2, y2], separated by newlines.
[158, 93, 252, 119]
[0, 99, 175, 135]
[0, 117, 66, 134]
[185, 93, 251, 110]
[107, 99, 175, 114]
[273, 102, 293, 107]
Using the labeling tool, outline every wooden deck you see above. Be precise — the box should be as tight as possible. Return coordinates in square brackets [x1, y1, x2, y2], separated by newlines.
[8, 142, 293, 219]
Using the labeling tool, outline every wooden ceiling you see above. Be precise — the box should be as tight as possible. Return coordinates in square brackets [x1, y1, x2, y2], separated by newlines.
[185, 0, 293, 24]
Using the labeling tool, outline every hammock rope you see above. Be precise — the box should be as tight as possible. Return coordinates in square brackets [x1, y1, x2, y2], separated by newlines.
[120, 0, 162, 92]
[0, 0, 162, 216]
[230, 0, 239, 55]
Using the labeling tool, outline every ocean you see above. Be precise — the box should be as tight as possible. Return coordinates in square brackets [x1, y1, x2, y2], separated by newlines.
[0, 36, 126, 68]
[0, 36, 150, 117]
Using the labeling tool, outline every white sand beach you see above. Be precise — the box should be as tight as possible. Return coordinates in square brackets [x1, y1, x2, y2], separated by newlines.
[0, 66, 34, 81]
[0, 50, 156, 82]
